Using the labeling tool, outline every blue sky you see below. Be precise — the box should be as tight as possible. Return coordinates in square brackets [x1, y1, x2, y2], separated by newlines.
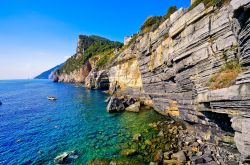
[0, 0, 190, 80]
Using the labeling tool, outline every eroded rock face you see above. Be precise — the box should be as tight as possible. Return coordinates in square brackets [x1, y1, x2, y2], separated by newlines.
[85, 70, 109, 90]
[232, 117, 250, 159]
[53, 61, 92, 83]
[109, 47, 144, 97]
[109, 0, 250, 160]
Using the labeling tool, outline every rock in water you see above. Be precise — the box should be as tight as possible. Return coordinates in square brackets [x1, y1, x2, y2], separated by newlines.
[54, 150, 79, 164]
[106, 96, 125, 113]
[104, 97, 111, 103]
[125, 102, 140, 112]
[120, 149, 137, 156]
[123, 97, 136, 107]
[132, 133, 142, 142]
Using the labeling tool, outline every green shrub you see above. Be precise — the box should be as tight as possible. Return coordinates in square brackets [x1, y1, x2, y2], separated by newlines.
[58, 35, 122, 74]
[188, 0, 230, 11]
[140, 6, 177, 35]
[96, 49, 115, 69]
[162, 6, 177, 21]
[140, 16, 162, 33]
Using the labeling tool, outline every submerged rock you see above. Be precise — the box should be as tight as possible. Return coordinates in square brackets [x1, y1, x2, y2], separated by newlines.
[0, 101, 2, 105]
[120, 149, 137, 156]
[86, 158, 146, 165]
[54, 150, 79, 164]
[132, 133, 142, 142]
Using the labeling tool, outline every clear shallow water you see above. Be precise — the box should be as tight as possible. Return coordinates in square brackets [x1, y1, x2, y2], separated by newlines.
[0, 80, 164, 164]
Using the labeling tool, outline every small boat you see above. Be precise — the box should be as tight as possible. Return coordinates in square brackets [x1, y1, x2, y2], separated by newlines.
[47, 96, 57, 101]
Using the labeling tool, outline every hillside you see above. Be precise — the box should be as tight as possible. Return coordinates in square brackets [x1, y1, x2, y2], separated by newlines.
[35, 63, 64, 79]
[52, 35, 122, 83]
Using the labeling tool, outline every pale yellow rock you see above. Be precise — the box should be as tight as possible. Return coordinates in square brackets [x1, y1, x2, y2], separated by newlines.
[109, 58, 142, 91]
[165, 100, 180, 117]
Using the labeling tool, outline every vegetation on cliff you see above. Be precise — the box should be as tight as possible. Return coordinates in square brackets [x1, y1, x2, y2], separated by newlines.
[57, 36, 122, 74]
[140, 6, 177, 34]
[125, 6, 177, 47]
[208, 60, 242, 89]
[188, 0, 230, 11]
[95, 49, 116, 70]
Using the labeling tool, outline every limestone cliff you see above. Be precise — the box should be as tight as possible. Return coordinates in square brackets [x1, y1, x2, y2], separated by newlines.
[109, 47, 143, 96]
[52, 61, 92, 83]
[108, 0, 250, 160]
[50, 0, 250, 160]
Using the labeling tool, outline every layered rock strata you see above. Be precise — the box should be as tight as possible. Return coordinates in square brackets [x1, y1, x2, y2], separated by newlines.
[108, 0, 250, 160]
[51, 0, 250, 160]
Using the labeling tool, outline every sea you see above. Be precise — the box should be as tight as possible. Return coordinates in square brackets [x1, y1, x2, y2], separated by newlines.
[0, 79, 163, 164]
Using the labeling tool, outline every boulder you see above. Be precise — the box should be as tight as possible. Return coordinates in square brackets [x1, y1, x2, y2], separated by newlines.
[171, 151, 186, 161]
[163, 160, 185, 165]
[125, 102, 140, 112]
[149, 162, 158, 165]
[154, 149, 163, 162]
[54, 150, 79, 164]
[107, 96, 125, 113]
[123, 97, 136, 107]
[164, 151, 173, 160]
[132, 133, 142, 142]
[191, 156, 206, 164]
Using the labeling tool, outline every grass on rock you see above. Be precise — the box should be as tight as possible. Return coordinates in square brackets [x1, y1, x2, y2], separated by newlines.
[208, 60, 242, 90]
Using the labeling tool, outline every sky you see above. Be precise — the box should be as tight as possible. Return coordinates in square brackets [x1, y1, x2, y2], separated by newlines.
[0, 0, 190, 80]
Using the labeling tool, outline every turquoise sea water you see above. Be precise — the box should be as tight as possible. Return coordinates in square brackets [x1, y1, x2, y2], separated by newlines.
[0, 80, 164, 164]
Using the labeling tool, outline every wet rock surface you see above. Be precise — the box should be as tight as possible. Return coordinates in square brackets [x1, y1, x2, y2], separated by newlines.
[87, 119, 241, 165]
[54, 150, 79, 164]
[50, 0, 250, 161]
[85, 70, 110, 90]
[106, 1, 250, 161]
[125, 101, 140, 112]
[106, 96, 125, 113]
[86, 158, 145, 165]
[106, 95, 141, 113]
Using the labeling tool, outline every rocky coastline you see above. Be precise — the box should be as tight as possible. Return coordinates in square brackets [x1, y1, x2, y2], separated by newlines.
[86, 117, 241, 165]
[48, 0, 250, 164]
